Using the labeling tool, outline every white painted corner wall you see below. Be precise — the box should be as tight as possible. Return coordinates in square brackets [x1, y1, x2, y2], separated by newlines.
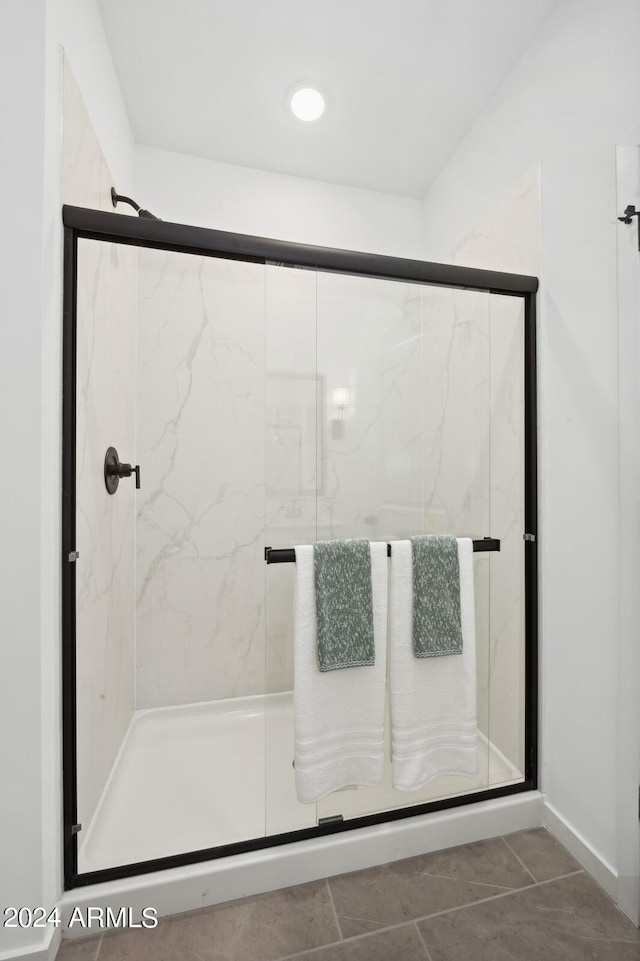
[48, 0, 135, 191]
[421, 0, 640, 915]
[614, 142, 640, 925]
[0, 0, 135, 957]
[0, 4, 49, 960]
[135, 145, 424, 259]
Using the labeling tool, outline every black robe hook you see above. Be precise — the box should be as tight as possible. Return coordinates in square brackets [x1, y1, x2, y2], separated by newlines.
[618, 204, 640, 251]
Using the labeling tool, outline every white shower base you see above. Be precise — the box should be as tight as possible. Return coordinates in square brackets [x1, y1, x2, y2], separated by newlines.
[78, 691, 523, 875]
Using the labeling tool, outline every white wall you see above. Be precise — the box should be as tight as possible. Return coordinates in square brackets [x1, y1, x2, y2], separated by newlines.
[422, 0, 640, 901]
[49, 0, 135, 191]
[615, 144, 640, 923]
[136, 145, 424, 258]
[0, 3, 49, 959]
[0, 0, 134, 956]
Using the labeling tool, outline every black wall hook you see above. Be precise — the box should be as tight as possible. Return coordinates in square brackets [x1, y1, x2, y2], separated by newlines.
[618, 204, 640, 251]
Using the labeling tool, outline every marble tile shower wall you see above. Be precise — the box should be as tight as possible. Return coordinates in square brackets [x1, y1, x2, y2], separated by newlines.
[135, 251, 266, 707]
[263, 272, 524, 768]
[316, 273, 424, 540]
[265, 269, 426, 694]
[63, 61, 138, 834]
[264, 265, 317, 693]
[135, 255, 525, 774]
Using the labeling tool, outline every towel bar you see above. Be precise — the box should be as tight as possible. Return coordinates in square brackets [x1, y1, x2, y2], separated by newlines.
[264, 537, 501, 564]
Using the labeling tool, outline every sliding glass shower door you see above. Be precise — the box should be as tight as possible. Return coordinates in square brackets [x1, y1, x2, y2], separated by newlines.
[263, 269, 525, 832]
[64, 208, 533, 886]
[75, 242, 270, 874]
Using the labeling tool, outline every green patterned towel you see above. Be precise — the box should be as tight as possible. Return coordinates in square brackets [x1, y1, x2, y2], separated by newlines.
[313, 539, 375, 671]
[411, 535, 463, 657]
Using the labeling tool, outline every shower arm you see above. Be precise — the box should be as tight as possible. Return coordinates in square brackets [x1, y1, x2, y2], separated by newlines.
[111, 187, 160, 220]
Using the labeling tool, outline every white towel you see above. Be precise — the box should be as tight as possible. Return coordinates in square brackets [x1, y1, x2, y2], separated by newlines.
[293, 542, 388, 803]
[389, 537, 478, 791]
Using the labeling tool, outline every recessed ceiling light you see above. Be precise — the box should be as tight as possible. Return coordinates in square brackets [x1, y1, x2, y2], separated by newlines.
[290, 87, 325, 123]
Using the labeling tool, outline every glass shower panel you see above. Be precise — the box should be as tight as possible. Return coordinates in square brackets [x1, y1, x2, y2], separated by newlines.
[316, 280, 492, 822]
[264, 264, 319, 836]
[487, 294, 526, 786]
[75, 237, 137, 874]
[75, 242, 269, 874]
[419, 285, 493, 803]
[262, 270, 522, 831]
[70, 223, 530, 880]
[314, 271, 424, 543]
[315, 270, 429, 823]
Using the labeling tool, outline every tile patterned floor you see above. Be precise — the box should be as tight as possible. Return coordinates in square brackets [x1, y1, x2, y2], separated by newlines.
[57, 829, 640, 961]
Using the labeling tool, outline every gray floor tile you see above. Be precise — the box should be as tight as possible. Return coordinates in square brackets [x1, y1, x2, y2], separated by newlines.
[299, 924, 429, 961]
[418, 836, 533, 889]
[417, 871, 640, 961]
[57, 937, 101, 961]
[98, 881, 339, 961]
[503, 827, 581, 882]
[328, 855, 508, 938]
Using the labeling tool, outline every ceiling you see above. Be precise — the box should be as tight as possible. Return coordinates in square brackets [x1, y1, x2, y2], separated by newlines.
[98, 0, 556, 199]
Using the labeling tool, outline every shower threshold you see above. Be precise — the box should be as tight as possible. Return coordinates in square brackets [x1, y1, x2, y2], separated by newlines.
[77, 691, 523, 876]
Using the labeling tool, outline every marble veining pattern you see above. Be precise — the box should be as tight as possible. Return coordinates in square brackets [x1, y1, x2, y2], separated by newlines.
[135, 250, 266, 707]
[265, 265, 318, 694]
[316, 272, 424, 544]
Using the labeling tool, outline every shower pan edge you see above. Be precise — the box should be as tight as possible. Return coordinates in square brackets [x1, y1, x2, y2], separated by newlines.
[60, 789, 544, 939]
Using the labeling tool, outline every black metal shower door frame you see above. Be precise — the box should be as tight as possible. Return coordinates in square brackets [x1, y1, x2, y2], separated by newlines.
[61, 204, 538, 890]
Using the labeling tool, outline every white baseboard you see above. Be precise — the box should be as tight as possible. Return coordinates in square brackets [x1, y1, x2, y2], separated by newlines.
[544, 801, 618, 901]
[0, 926, 61, 961]
[61, 790, 543, 939]
[617, 875, 640, 927]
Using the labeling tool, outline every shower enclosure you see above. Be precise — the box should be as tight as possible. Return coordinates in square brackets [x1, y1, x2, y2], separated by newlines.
[62, 205, 537, 888]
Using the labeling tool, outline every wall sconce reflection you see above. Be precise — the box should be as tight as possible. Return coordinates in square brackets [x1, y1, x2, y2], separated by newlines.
[331, 386, 350, 440]
[332, 387, 350, 420]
